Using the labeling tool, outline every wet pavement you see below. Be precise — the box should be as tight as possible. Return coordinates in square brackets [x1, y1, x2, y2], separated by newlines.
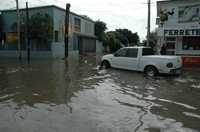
[0, 58, 200, 132]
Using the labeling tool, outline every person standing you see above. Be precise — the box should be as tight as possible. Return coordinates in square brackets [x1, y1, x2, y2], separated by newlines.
[160, 43, 167, 55]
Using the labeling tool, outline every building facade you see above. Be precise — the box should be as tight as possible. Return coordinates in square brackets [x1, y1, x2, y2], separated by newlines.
[156, 0, 200, 65]
[0, 5, 96, 59]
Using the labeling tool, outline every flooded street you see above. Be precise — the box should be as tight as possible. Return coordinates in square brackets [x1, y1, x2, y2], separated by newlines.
[0, 58, 200, 132]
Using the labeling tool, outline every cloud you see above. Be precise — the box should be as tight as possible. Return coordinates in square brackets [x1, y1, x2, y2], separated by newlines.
[0, 0, 160, 40]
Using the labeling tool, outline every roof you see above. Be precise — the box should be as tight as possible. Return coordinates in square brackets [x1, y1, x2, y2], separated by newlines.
[75, 32, 96, 39]
[157, 0, 182, 2]
[0, 5, 95, 23]
[157, 0, 189, 3]
[123, 46, 151, 49]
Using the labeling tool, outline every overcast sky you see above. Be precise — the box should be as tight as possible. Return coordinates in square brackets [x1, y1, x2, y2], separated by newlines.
[0, 0, 161, 40]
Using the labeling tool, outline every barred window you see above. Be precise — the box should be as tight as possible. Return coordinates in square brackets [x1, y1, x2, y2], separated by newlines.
[74, 18, 81, 32]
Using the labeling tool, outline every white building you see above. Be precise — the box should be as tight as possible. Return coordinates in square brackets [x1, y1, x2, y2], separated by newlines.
[0, 5, 98, 59]
[156, 0, 200, 57]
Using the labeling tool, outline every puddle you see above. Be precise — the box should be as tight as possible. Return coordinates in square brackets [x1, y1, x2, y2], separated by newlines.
[0, 59, 199, 132]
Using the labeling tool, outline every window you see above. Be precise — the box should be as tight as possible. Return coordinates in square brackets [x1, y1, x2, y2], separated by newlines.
[165, 37, 176, 42]
[165, 37, 176, 55]
[73, 36, 79, 51]
[85, 22, 92, 34]
[182, 37, 200, 50]
[127, 48, 138, 58]
[115, 48, 128, 57]
[166, 42, 175, 49]
[74, 18, 81, 32]
[55, 31, 59, 42]
[142, 48, 154, 56]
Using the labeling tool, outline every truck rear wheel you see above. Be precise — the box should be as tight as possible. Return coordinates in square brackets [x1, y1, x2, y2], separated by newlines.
[145, 66, 158, 77]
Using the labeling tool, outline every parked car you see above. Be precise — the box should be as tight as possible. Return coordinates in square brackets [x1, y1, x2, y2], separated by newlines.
[101, 47, 182, 76]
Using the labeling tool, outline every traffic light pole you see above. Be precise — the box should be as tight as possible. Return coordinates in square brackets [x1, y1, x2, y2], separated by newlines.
[26, 2, 30, 64]
[147, 0, 151, 47]
[65, 3, 71, 58]
[16, 0, 22, 60]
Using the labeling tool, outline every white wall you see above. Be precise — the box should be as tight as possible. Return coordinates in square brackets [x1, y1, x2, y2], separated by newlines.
[96, 40, 103, 55]
[51, 42, 65, 59]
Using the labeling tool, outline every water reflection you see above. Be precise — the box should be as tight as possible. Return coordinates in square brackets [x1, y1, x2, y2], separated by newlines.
[0, 58, 200, 132]
[0, 59, 90, 106]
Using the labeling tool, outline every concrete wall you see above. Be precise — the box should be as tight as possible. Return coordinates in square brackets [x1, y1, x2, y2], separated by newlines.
[96, 40, 103, 55]
[0, 51, 52, 59]
[0, 42, 66, 59]
[51, 42, 65, 59]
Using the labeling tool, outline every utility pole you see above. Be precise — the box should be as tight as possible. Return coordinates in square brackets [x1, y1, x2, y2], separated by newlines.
[26, 2, 30, 64]
[16, 0, 21, 60]
[147, 0, 151, 47]
[65, 3, 71, 58]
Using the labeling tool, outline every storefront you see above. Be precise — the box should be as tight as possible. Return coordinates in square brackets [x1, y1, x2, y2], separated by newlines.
[156, 0, 200, 66]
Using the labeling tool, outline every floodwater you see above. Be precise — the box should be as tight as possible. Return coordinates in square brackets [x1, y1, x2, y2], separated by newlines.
[0, 58, 200, 132]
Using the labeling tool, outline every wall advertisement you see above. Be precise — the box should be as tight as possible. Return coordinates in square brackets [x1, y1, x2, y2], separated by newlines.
[179, 4, 200, 23]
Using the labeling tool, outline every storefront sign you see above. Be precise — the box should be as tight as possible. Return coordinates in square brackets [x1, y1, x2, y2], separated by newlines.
[164, 29, 200, 36]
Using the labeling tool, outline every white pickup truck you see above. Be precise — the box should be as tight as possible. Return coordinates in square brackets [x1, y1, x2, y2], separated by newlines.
[101, 47, 182, 76]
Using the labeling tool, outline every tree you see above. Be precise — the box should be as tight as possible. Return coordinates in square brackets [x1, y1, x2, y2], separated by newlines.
[95, 20, 107, 41]
[95, 22, 140, 52]
[113, 31, 129, 46]
[11, 13, 53, 50]
[143, 31, 158, 50]
[115, 29, 140, 46]
[104, 31, 121, 53]
[29, 13, 53, 44]
[11, 13, 26, 33]
[159, 9, 168, 25]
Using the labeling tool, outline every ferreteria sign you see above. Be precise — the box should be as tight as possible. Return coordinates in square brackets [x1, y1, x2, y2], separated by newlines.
[164, 29, 200, 36]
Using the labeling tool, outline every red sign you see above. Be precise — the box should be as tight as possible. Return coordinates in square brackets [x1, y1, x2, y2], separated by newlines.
[182, 56, 200, 66]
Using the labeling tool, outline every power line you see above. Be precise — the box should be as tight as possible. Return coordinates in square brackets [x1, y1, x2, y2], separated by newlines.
[1, 0, 156, 40]
[1, 0, 156, 14]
